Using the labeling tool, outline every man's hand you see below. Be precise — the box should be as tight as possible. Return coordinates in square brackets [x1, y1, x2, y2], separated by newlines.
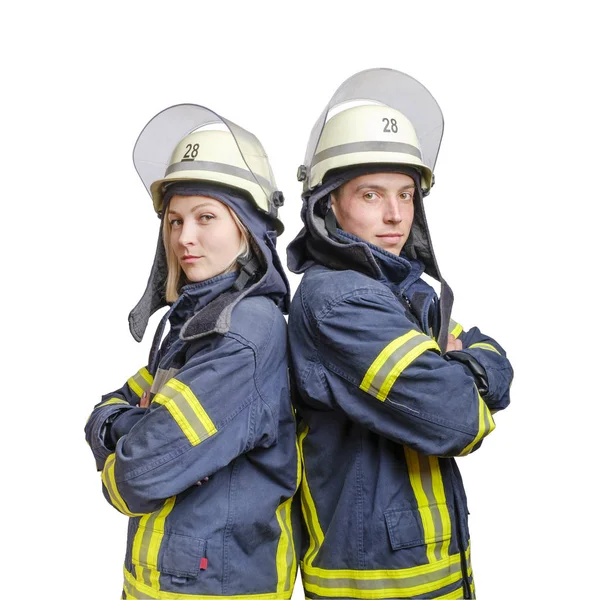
[446, 334, 463, 352]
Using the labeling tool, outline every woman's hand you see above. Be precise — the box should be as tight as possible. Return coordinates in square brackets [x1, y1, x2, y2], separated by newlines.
[138, 391, 150, 408]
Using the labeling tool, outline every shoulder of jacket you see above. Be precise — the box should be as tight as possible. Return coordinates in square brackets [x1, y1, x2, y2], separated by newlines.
[295, 266, 397, 319]
[228, 295, 286, 346]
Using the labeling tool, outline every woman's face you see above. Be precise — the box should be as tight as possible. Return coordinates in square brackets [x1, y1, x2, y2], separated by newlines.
[167, 195, 242, 282]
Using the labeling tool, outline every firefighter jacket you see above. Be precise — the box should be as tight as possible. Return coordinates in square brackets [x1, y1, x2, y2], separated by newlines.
[286, 176, 513, 599]
[85, 186, 300, 600]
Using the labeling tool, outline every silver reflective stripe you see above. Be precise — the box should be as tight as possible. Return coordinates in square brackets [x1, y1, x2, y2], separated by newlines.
[124, 572, 155, 599]
[153, 380, 216, 446]
[278, 504, 294, 590]
[364, 332, 433, 399]
[483, 406, 491, 436]
[166, 160, 273, 191]
[150, 367, 180, 395]
[102, 455, 123, 511]
[303, 558, 462, 591]
[123, 577, 135, 598]
[129, 369, 153, 398]
[313, 141, 422, 165]
[416, 453, 445, 562]
[138, 515, 158, 587]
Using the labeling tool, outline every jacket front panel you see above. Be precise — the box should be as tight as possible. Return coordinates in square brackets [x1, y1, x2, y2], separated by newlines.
[289, 261, 512, 599]
[86, 277, 300, 599]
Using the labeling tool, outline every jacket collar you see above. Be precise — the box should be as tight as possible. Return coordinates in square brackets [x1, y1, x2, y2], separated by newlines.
[336, 229, 424, 291]
[168, 272, 238, 333]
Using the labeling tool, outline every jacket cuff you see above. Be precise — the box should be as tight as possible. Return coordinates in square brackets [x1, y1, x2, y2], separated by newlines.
[445, 350, 489, 396]
[108, 407, 148, 447]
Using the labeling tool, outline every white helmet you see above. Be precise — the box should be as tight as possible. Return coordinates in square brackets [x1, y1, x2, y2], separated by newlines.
[134, 105, 284, 233]
[298, 68, 443, 196]
[307, 103, 433, 192]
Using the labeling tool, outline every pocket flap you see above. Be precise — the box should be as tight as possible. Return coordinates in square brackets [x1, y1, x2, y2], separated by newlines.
[159, 532, 207, 578]
[384, 508, 425, 550]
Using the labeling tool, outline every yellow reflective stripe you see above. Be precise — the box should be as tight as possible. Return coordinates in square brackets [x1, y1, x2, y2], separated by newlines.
[101, 454, 145, 517]
[86, 397, 130, 425]
[449, 319, 463, 338]
[302, 546, 470, 581]
[302, 552, 464, 598]
[361, 331, 421, 391]
[153, 379, 217, 446]
[128, 377, 144, 398]
[460, 389, 496, 456]
[167, 378, 215, 434]
[404, 448, 444, 563]
[132, 515, 150, 587]
[148, 497, 176, 587]
[132, 515, 148, 586]
[128, 368, 154, 399]
[429, 456, 452, 560]
[133, 516, 155, 588]
[275, 436, 301, 593]
[153, 394, 200, 445]
[378, 339, 439, 401]
[274, 501, 293, 593]
[299, 425, 324, 567]
[467, 548, 475, 596]
[131, 497, 177, 591]
[139, 367, 153, 386]
[123, 566, 292, 599]
[469, 342, 501, 355]
[98, 397, 130, 408]
[122, 576, 140, 599]
[360, 331, 440, 401]
[290, 437, 300, 588]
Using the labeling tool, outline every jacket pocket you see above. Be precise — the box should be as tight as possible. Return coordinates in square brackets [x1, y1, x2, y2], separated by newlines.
[384, 506, 450, 550]
[158, 532, 207, 579]
[384, 508, 424, 550]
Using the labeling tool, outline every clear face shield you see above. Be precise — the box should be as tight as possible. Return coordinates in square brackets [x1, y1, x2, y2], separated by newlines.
[299, 68, 444, 194]
[133, 104, 283, 222]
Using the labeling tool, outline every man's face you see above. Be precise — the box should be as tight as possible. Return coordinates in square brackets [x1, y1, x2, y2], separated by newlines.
[330, 172, 415, 255]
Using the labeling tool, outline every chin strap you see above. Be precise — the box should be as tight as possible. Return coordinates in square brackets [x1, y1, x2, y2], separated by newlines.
[233, 255, 261, 291]
[323, 207, 340, 239]
[437, 279, 454, 354]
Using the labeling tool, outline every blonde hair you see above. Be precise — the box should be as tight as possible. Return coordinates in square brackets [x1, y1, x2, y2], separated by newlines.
[163, 203, 251, 303]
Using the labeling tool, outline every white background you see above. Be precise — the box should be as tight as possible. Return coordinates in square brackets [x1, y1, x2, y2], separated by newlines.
[2, 1, 598, 598]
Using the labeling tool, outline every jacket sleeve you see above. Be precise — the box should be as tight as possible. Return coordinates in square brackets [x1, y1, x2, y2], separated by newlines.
[100, 335, 270, 516]
[305, 289, 498, 458]
[449, 319, 513, 412]
[84, 367, 154, 470]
